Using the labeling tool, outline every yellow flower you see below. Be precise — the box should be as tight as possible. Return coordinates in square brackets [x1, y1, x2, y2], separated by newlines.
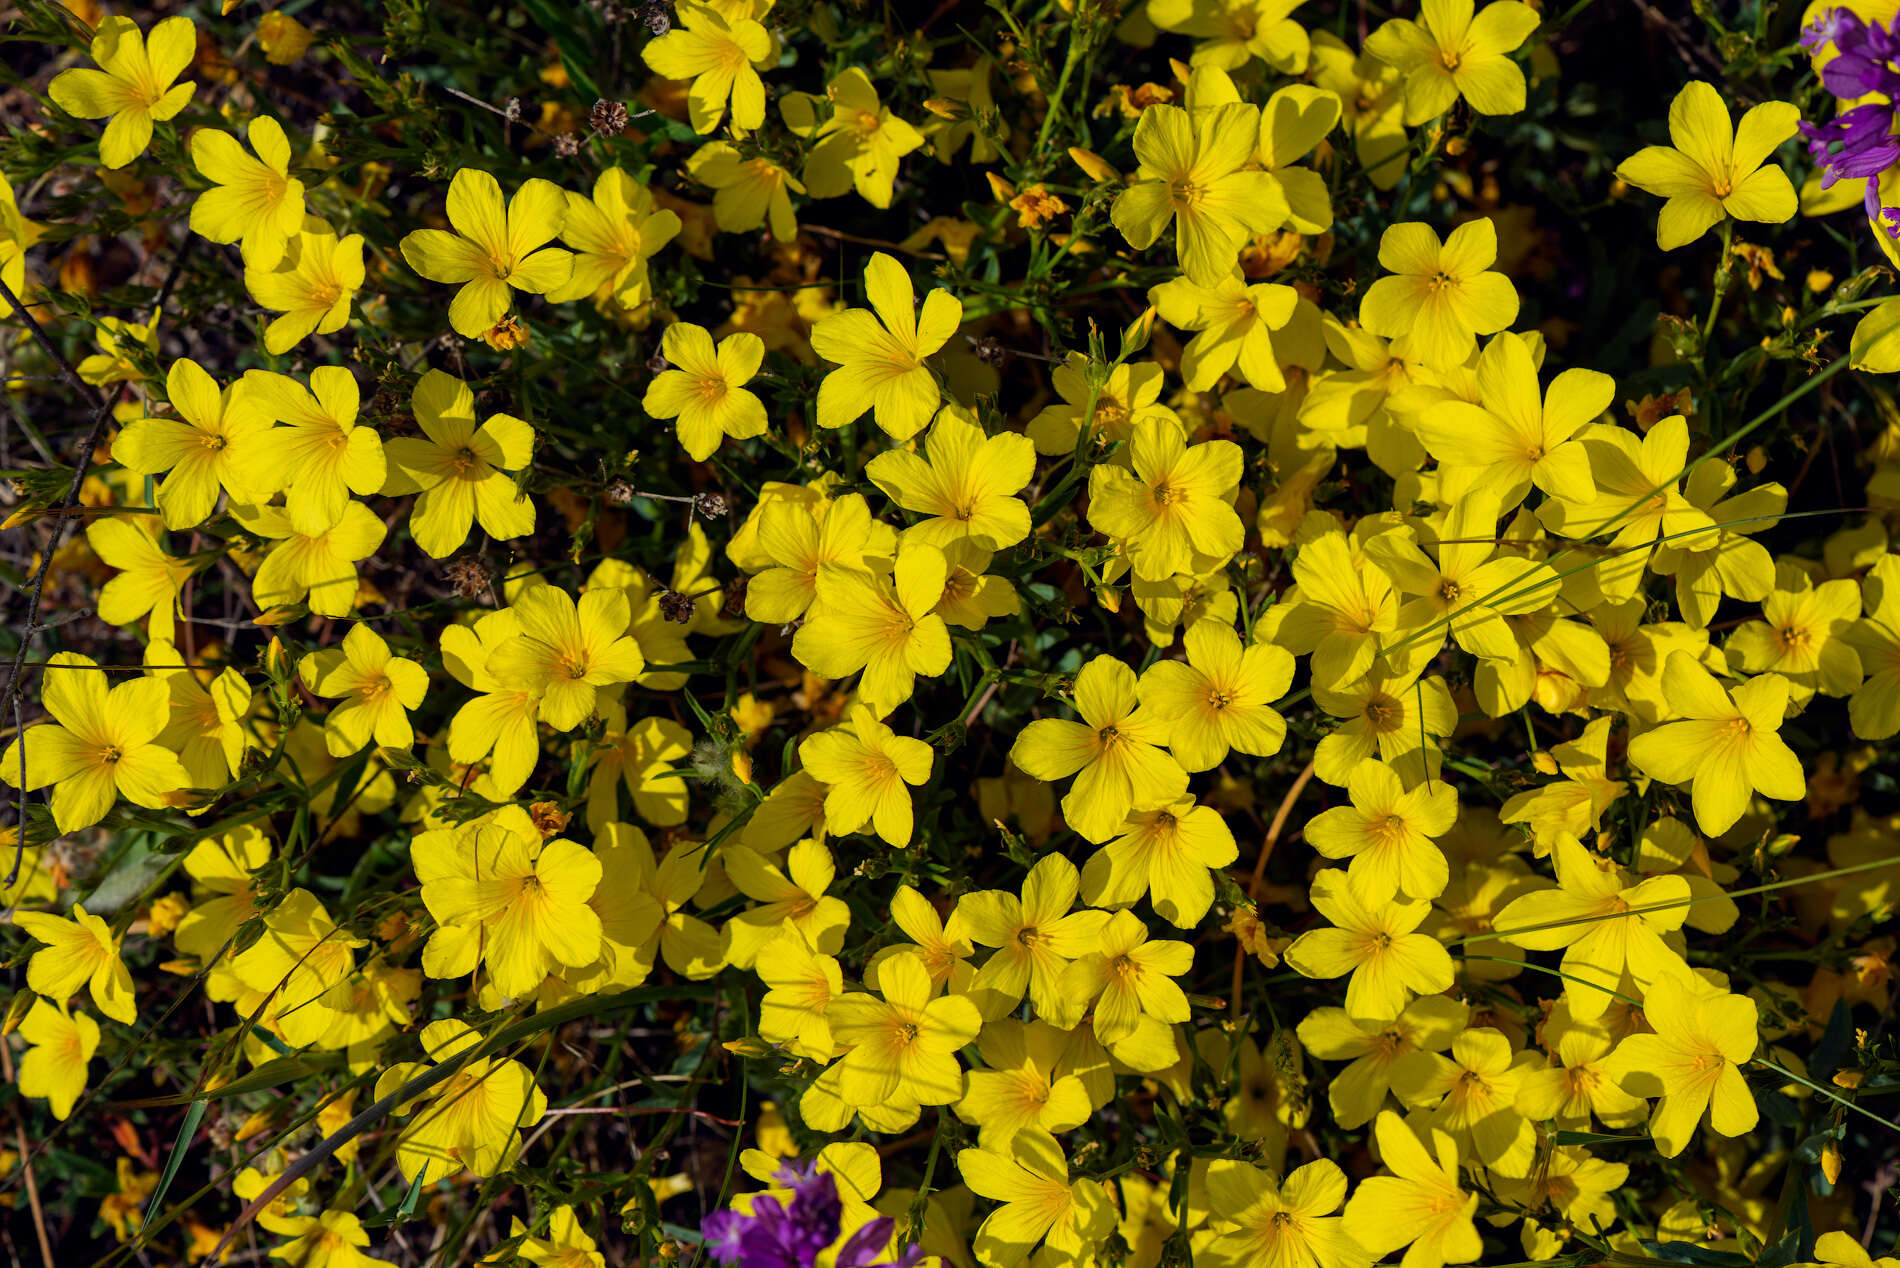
[1261, 529, 1399, 690]
[298, 624, 429, 756]
[873, 883, 978, 994]
[15, 999, 99, 1120]
[1025, 353, 1181, 455]
[228, 888, 363, 1047]
[725, 838, 851, 972]
[1341, 1111, 1482, 1268]
[685, 142, 803, 240]
[257, 12, 316, 66]
[1310, 645, 1458, 785]
[1008, 654, 1188, 844]
[382, 369, 537, 558]
[412, 808, 604, 997]
[245, 220, 366, 355]
[1146, 0, 1311, 72]
[374, 1019, 548, 1182]
[1136, 620, 1294, 772]
[954, 1019, 1094, 1147]
[48, 15, 197, 169]
[1727, 561, 1864, 703]
[1050, 909, 1193, 1046]
[757, 928, 843, 1062]
[864, 406, 1036, 551]
[642, 1, 773, 134]
[188, 116, 306, 267]
[824, 949, 982, 1107]
[1494, 833, 1692, 1017]
[85, 514, 201, 637]
[1626, 653, 1804, 836]
[173, 823, 270, 963]
[399, 169, 573, 337]
[1848, 554, 1900, 739]
[1306, 758, 1457, 903]
[113, 357, 279, 530]
[958, 1127, 1117, 1267]
[810, 252, 961, 441]
[1285, 869, 1454, 1019]
[643, 322, 768, 461]
[14, 903, 136, 1023]
[237, 500, 386, 618]
[1515, 1003, 1650, 1128]
[1150, 272, 1301, 392]
[149, 642, 252, 794]
[0, 652, 188, 834]
[268, 1209, 398, 1268]
[1539, 415, 1715, 599]
[1204, 1157, 1370, 1268]
[1367, 488, 1562, 662]
[1603, 974, 1759, 1157]
[1297, 994, 1469, 1128]
[1087, 418, 1245, 581]
[99, 1158, 158, 1243]
[441, 609, 542, 797]
[1111, 103, 1288, 285]
[1414, 330, 1611, 508]
[742, 490, 895, 622]
[798, 706, 934, 846]
[1364, 0, 1539, 124]
[548, 169, 680, 308]
[1312, 31, 1408, 190]
[958, 853, 1110, 1019]
[242, 367, 386, 536]
[582, 698, 693, 831]
[796, 68, 925, 210]
[793, 539, 952, 716]
[0, 180, 43, 297]
[486, 585, 644, 731]
[1498, 717, 1627, 851]
[1391, 1027, 1538, 1176]
[1259, 83, 1343, 233]
[1616, 81, 1799, 250]
[77, 317, 157, 387]
[1081, 797, 1237, 928]
[1358, 218, 1520, 369]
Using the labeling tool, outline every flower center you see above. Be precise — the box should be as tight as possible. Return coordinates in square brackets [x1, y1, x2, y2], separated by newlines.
[1168, 179, 1204, 208]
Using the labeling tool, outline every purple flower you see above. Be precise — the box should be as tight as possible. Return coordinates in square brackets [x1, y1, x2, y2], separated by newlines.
[1802, 8, 1900, 238]
[699, 1210, 747, 1263]
[1802, 104, 1900, 186]
[1803, 6, 1865, 52]
[699, 1162, 924, 1268]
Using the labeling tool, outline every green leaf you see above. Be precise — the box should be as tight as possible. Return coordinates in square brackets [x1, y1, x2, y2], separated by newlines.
[1553, 1129, 1652, 1146]
[1849, 297, 1900, 371]
[362, 1166, 430, 1228]
[145, 1099, 206, 1226]
[118, 1052, 347, 1106]
[1638, 1239, 1756, 1267]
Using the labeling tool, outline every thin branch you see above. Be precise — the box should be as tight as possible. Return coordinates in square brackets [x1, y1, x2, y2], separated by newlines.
[0, 276, 104, 408]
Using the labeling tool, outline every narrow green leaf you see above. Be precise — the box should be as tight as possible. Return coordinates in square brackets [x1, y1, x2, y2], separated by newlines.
[145, 1099, 206, 1224]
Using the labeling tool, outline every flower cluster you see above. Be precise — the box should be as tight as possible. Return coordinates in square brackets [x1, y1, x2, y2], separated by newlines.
[0, 1, 1897, 1266]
